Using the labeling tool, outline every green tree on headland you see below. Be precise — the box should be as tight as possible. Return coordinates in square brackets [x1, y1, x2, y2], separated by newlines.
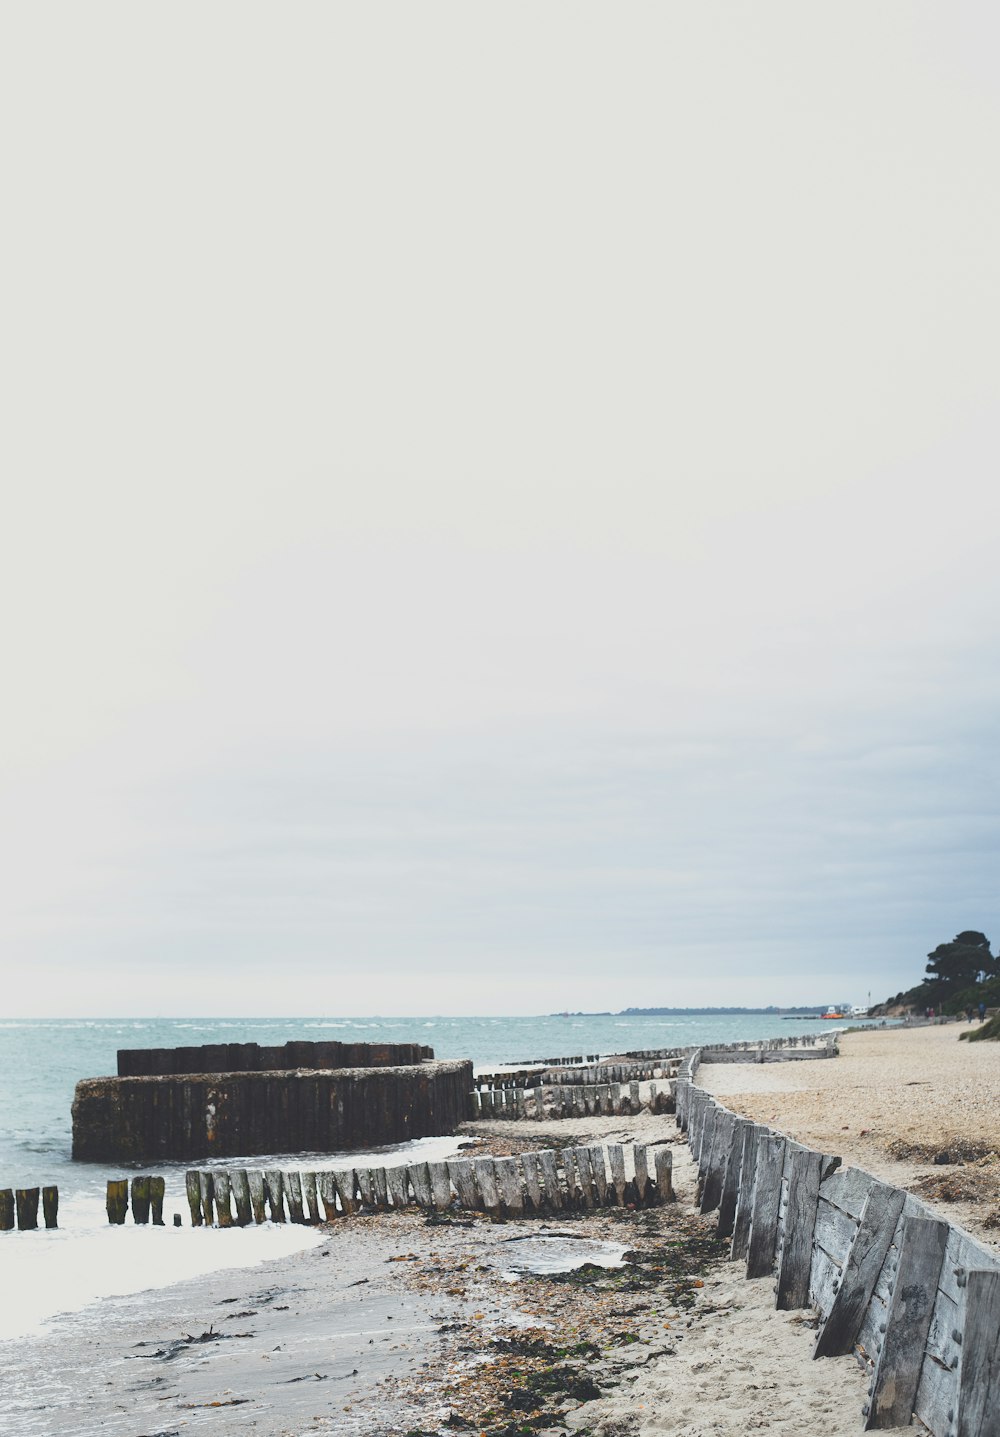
[923, 930, 995, 994]
[875, 930, 1000, 1021]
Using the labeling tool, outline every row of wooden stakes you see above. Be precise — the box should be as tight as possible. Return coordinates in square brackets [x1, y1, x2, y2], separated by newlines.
[475, 1057, 679, 1092]
[185, 1142, 676, 1227]
[105, 1176, 168, 1224]
[676, 1056, 1000, 1436]
[0, 1186, 59, 1231]
[472, 1080, 675, 1121]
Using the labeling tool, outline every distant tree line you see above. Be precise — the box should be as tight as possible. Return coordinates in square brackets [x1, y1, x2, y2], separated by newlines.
[883, 930, 1000, 1016]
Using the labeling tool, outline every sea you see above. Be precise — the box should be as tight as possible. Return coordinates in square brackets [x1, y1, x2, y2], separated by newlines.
[0, 1011, 859, 1343]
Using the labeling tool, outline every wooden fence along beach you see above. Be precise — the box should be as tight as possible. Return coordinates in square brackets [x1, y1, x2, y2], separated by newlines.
[677, 1047, 1000, 1437]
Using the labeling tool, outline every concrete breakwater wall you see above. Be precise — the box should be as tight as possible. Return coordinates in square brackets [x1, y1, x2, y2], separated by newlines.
[72, 1060, 473, 1163]
[184, 1141, 675, 1226]
[676, 1051, 1000, 1436]
[117, 1040, 433, 1077]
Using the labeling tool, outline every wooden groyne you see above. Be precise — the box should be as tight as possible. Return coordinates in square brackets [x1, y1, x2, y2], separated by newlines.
[0, 1186, 59, 1230]
[676, 1050, 1000, 1436]
[472, 1078, 676, 1120]
[72, 1059, 473, 1163]
[183, 1141, 675, 1225]
[116, 1040, 433, 1077]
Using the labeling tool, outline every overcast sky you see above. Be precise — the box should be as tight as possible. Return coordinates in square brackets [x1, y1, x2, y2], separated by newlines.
[2, 4, 999, 1017]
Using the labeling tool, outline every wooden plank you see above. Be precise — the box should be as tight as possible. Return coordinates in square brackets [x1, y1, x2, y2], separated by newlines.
[428, 1161, 453, 1211]
[608, 1144, 627, 1205]
[538, 1149, 562, 1209]
[731, 1123, 762, 1261]
[813, 1195, 859, 1268]
[653, 1146, 674, 1203]
[697, 1104, 719, 1183]
[520, 1152, 544, 1210]
[776, 1148, 823, 1310]
[0, 1190, 14, 1231]
[475, 1158, 501, 1215]
[386, 1164, 411, 1211]
[357, 1168, 377, 1209]
[701, 1110, 732, 1213]
[716, 1118, 746, 1239]
[746, 1133, 786, 1279]
[811, 1243, 844, 1321]
[820, 1165, 880, 1221]
[814, 1182, 906, 1357]
[866, 1215, 949, 1429]
[248, 1169, 268, 1223]
[214, 1171, 234, 1227]
[406, 1162, 433, 1209]
[334, 1169, 358, 1215]
[957, 1268, 1000, 1437]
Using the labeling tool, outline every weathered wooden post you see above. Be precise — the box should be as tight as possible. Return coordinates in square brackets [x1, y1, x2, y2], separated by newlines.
[608, 1144, 627, 1206]
[41, 1186, 59, 1230]
[284, 1171, 305, 1223]
[131, 1176, 151, 1224]
[865, 1215, 949, 1429]
[776, 1148, 823, 1309]
[653, 1146, 674, 1203]
[198, 1170, 215, 1226]
[957, 1268, 1000, 1437]
[521, 1152, 544, 1210]
[186, 1171, 203, 1226]
[264, 1170, 286, 1221]
[302, 1171, 321, 1222]
[385, 1165, 410, 1211]
[248, 1170, 267, 1223]
[214, 1171, 234, 1227]
[495, 1157, 524, 1214]
[746, 1133, 786, 1278]
[814, 1182, 905, 1358]
[428, 1162, 452, 1211]
[406, 1163, 432, 1210]
[106, 1180, 128, 1225]
[538, 1149, 562, 1209]
[0, 1190, 14, 1231]
[230, 1170, 252, 1225]
[16, 1188, 40, 1230]
[149, 1176, 165, 1225]
[701, 1110, 733, 1213]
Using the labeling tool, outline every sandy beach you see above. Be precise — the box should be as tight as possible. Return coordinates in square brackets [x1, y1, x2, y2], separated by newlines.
[0, 1105, 906, 1437]
[698, 1022, 1000, 1250]
[6, 1028, 992, 1436]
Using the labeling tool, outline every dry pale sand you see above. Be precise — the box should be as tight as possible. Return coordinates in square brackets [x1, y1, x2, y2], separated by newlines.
[698, 1022, 1000, 1250]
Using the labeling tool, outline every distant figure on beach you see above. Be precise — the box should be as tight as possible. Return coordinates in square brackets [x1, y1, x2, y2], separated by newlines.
[979, 1000, 987, 1022]
[967, 1007, 975, 1022]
